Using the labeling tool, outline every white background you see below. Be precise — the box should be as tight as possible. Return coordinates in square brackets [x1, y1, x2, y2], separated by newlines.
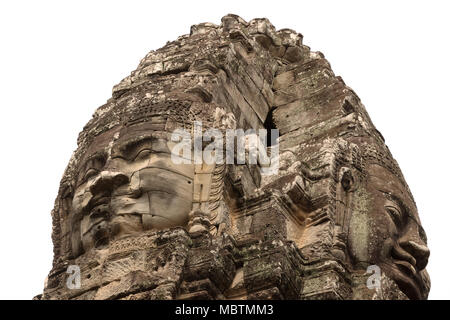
[0, 0, 449, 299]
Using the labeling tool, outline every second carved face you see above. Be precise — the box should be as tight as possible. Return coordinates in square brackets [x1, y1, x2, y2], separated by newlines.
[70, 123, 195, 254]
[347, 163, 430, 299]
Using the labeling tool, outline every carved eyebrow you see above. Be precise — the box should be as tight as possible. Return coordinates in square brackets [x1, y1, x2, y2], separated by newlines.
[83, 152, 106, 168]
[379, 189, 427, 243]
[76, 152, 107, 185]
[112, 136, 154, 159]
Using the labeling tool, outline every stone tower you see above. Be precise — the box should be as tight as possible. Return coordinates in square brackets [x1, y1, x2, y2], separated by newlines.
[40, 15, 430, 300]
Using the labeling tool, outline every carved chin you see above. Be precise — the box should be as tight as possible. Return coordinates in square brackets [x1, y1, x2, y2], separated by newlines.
[382, 262, 424, 300]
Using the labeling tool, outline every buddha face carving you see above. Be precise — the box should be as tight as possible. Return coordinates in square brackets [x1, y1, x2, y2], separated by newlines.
[70, 122, 194, 254]
[347, 163, 430, 299]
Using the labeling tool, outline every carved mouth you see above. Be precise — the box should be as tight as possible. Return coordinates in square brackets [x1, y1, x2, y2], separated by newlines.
[91, 222, 110, 248]
[88, 195, 111, 217]
[394, 260, 417, 277]
[89, 203, 110, 220]
[88, 196, 110, 211]
[84, 217, 108, 234]
[388, 243, 425, 300]
[386, 261, 424, 300]
[83, 196, 112, 235]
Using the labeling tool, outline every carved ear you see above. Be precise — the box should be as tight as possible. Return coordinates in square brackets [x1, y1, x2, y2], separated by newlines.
[340, 168, 356, 192]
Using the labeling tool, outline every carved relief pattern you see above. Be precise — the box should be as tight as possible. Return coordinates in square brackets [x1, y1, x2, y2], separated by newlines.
[39, 14, 429, 300]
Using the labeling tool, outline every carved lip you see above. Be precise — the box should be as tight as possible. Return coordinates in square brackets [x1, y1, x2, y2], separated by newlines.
[390, 260, 424, 300]
[88, 196, 110, 211]
[87, 196, 111, 216]
[83, 196, 111, 235]
[83, 217, 107, 235]
[394, 260, 417, 276]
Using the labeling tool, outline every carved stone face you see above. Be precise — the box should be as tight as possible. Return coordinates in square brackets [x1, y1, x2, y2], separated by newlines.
[348, 163, 430, 299]
[70, 122, 194, 254]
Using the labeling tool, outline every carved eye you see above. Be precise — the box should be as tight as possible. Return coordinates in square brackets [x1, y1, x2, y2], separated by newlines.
[83, 168, 99, 182]
[386, 205, 402, 226]
[133, 149, 151, 161]
[77, 154, 106, 186]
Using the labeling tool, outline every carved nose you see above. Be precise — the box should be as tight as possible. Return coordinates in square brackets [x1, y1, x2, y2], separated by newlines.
[400, 240, 430, 271]
[399, 221, 430, 271]
[89, 171, 129, 196]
